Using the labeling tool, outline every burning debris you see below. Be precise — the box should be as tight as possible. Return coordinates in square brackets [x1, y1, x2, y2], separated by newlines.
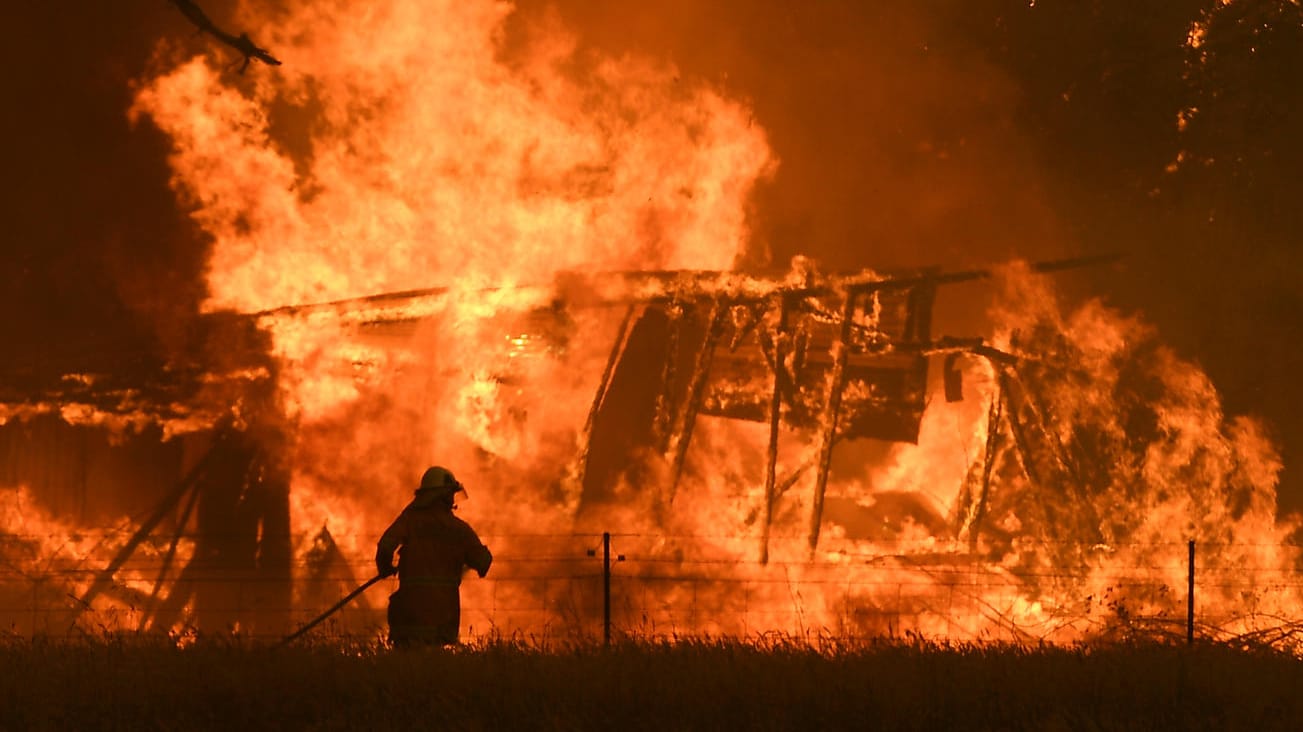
[6, 252, 1295, 644]
[950, 269, 1300, 637]
[168, 0, 281, 74]
[566, 255, 1116, 561]
[1, 0, 1297, 646]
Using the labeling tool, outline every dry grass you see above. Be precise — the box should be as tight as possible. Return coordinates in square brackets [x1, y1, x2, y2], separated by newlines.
[0, 635, 1300, 730]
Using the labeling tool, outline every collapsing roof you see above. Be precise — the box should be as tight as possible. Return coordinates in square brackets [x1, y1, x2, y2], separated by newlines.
[0, 255, 1113, 632]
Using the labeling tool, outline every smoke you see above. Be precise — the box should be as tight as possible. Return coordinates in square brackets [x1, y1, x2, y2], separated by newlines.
[3, 1, 1299, 640]
[2, 3, 1289, 446]
[0, 1, 1228, 410]
[511, 1, 1070, 272]
[0, 5, 210, 363]
[134, 0, 772, 315]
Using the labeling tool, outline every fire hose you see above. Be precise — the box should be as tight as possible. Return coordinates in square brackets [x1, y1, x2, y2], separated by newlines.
[278, 573, 386, 647]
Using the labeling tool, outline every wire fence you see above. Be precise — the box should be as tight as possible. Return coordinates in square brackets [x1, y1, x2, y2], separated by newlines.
[2, 531, 1303, 649]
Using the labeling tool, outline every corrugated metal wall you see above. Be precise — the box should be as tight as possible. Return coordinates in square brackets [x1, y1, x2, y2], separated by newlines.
[0, 415, 184, 524]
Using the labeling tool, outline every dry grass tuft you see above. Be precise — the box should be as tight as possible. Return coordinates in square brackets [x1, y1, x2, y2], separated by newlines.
[0, 635, 1300, 730]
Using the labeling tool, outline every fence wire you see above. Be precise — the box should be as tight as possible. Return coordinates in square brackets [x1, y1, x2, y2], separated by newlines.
[1, 531, 1302, 648]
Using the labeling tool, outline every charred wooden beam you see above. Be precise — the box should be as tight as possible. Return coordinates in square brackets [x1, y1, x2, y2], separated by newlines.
[759, 296, 791, 565]
[999, 368, 1046, 489]
[252, 452, 293, 635]
[244, 254, 1120, 324]
[71, 443, 218, 622]
[902, 277, 938, 345]
[808, 291, 859, 555]
[663, 301, 727, 510]
[139, 476, 203, 631]
[653, 303, 687, 451]
[962, 387, 1004, 552]
[777, 457, 814, 497]
[569, 304, 637, 501]
[998, 362, 1102, 546]
[146, 558, 197, 634]
[726, 303, 765, 353]
[170, 0, 282, 73]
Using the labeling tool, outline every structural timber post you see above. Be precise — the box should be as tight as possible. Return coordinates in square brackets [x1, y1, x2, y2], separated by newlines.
[571, 304, 637, 497]
[665, 301, 726, 507]
[808, 290, 858, 554]
[760, 295, 789, 564]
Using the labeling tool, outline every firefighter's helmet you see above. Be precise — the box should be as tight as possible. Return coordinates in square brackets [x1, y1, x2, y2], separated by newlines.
[419, 466, 464, 495]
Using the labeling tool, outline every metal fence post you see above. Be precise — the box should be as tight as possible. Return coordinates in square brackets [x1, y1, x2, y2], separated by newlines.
[588, 533, 622, 644]
[603, 532, 611, 646]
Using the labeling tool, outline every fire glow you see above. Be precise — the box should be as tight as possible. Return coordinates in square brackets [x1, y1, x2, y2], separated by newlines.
[1, 0, 1296, 645]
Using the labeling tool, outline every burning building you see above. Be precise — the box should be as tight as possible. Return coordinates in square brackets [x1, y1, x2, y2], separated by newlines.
[2, 252, 1293, 643]
[1, 0, 1298, 645]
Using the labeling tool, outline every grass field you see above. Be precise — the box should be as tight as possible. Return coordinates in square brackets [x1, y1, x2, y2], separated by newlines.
[0, 636, 1300, 730]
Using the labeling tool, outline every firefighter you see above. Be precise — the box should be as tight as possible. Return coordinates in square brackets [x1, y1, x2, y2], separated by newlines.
[375, 466, 492, 646]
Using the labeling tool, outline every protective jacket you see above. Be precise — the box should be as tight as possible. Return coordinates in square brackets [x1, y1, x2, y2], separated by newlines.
[376, 488, 492, 645]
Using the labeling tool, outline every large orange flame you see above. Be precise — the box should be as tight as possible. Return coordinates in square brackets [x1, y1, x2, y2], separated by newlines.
[98, 0, 1300, 644]
[0, 485, 189, 635]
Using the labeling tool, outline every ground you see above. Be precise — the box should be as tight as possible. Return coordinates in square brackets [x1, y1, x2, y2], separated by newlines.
[0, 637, 1299, 730]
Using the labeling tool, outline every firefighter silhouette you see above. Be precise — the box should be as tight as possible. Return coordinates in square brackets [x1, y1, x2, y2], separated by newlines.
[375, 466, 492, 646]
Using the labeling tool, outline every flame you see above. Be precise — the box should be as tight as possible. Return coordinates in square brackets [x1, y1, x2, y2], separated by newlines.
[0, 486, 192, 635]
[46, 0, 1289, 645]
[133, 2, 771, 313]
